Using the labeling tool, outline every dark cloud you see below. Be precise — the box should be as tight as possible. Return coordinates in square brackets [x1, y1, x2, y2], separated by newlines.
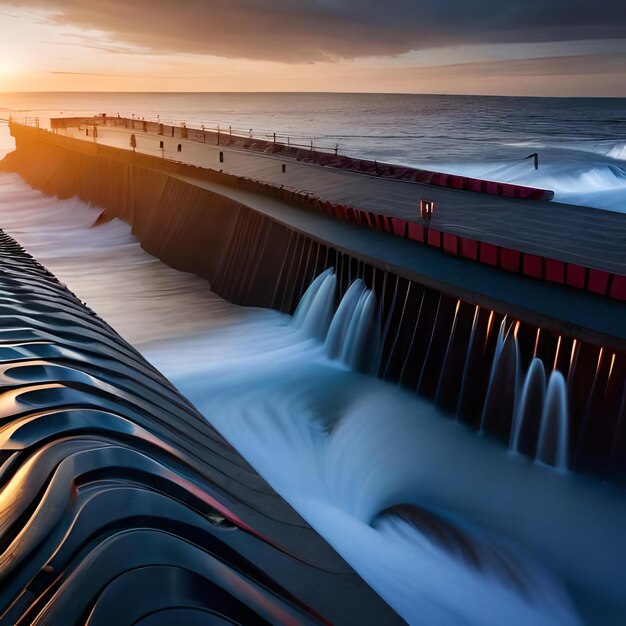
[5, 0, 626, 62]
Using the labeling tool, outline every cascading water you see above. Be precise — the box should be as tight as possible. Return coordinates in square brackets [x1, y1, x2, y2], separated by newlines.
[324, 279, 380, 374]
[511, 357, 547, 457]
[536, 371, 569, 471]
[481, 325, 521, 440]
[292, 267, 336, 340]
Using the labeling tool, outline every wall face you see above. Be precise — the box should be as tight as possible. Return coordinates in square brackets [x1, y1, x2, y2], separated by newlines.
[3, 126, 625, 486]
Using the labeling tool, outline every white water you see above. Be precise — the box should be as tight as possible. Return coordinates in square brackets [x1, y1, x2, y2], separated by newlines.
[2, 168, 626, 623]
[431, 141, 626, 213]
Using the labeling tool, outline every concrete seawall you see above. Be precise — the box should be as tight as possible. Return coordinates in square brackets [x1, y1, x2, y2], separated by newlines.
[3, 123, 626, 486]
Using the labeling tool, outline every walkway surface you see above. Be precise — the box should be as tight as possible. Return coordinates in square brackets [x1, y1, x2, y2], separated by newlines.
[62, 124, 626, 275]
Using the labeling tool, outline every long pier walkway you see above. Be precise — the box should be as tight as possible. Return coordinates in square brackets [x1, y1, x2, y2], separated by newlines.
[59, 121, 626, 275]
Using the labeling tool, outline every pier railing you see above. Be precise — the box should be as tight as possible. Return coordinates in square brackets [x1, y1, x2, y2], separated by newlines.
[81, 114, 341, 155]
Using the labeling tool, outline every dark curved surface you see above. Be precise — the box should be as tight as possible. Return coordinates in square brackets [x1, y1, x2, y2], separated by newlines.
[0, 231, 401, 625]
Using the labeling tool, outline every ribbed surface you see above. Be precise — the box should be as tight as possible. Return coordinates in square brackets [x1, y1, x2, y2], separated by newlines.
[0, 231, 400, 625]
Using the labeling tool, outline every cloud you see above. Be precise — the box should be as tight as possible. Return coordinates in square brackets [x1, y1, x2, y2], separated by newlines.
[3, 0, 626, 63]
[46, 70, 128, 76]
[400, 53, 626, 79]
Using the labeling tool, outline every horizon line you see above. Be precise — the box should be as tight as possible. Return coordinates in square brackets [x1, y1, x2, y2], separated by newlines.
[1, 90, 625, 99]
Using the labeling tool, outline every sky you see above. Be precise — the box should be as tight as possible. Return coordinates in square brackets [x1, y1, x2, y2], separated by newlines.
[0, 1, 625, 96]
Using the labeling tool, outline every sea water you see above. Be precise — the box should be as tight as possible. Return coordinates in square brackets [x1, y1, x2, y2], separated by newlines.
[2, 91, 626, 211]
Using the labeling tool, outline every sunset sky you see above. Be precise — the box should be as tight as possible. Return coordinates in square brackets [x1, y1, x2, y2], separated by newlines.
[0, 1, 625, 95]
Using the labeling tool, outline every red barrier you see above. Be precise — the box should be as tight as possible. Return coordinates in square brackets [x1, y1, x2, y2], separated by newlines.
[588, 269, 610, 295]
[480, 243, 499, 266]
[460, 238, 479, 260]
[427, 229, 442, 248]
[449, 175, 464, 190]
[566, 264, 586, 289]
[443, 233, 459, 256]
[465, 179, 483, 194]
[523, 254, 543, 278]
[500, 249, 521, 273]
[609, 275, 626, 301]
[335, 205, 348, 221]
[501, 183, 517, 198]
[546, 259, 566, 284]
[391, 218, 407, 238]
[408, 223, 425, 243]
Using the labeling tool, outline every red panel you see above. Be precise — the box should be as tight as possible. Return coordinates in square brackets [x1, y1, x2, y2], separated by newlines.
[460, 238, 478, 260]
[479, 242, 499, 266]
[391, 218, 407, 237]
[427, 229, 442, 248]
[382, 215, 392, 233]
[566, 264, 586, 289]
[588, 269, 610, 295]
[500, 248, 521, 272]
[433, 173, 449, 187]
[442, 233, 459, 255]
[523, 254, 543, 278]
[545, 259, 565, 284]
[486, 182, 500, 196]
[415, 171, 433, 184]
[609, 275, 626, 301]
[335, 205, 347, 221]
[408, 222, 425, 243]
[465, 179, 482, 193]
[450, 175, 464, 190]
[501, 183, 517, 198]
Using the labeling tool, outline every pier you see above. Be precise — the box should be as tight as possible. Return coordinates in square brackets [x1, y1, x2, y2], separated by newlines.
[3, 116, 626, 487]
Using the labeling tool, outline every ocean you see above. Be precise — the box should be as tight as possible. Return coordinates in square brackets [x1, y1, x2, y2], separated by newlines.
[0, 93, 625, 625]
[1, 91, 626, 211]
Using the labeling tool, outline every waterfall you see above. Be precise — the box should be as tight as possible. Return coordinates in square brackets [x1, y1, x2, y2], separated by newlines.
[325, 279, 380, 374]
[481, 331, 520, 441]
[495, 317, 508, 360]
[510, 358, 547, 456]
[292, 267, 336, 340]
[536, 371, 569, 470]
